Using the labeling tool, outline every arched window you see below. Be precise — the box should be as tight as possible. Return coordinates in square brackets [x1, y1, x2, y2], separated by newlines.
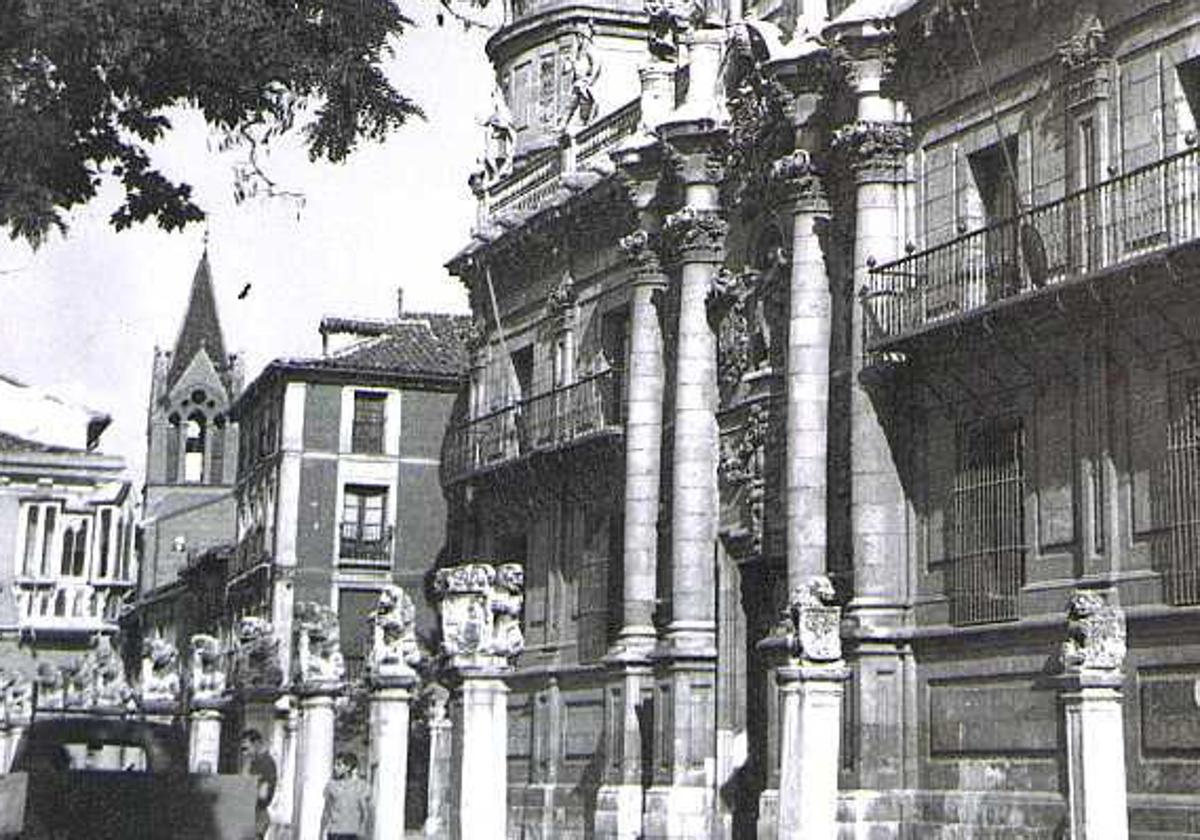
[54, 589, 67, 616]
[185, 412, 207, 483]
[61, 526, 75, 576]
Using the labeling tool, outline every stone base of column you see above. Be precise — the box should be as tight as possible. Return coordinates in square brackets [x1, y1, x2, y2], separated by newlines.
[776, 664, 849, 840]
[370, 675, 417, 840]
[594, 655, 653, 840]
[450, 673, 509, 840]
[1061, 675, 1129, 840]
[595, 784, 646, 840]
[643, 784, 713, 839]
[188, 704, 224, 773]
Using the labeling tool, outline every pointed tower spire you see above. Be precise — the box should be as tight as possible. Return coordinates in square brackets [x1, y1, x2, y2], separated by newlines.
[166, 249, 230, 394]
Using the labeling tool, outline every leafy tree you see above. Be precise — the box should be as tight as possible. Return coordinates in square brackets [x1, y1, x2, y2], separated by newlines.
[0, 0, 423, 246]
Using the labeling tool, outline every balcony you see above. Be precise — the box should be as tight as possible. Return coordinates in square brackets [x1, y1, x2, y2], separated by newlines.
[865, 144, 1200, 349]
[338, 525, 393, 569]
[487, 100, 641, 220]
[443, 369, 623, 484]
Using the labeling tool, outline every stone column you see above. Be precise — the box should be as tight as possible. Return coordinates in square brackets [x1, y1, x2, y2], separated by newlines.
[271, 694, 300, 834]
[644, 30, 728, 831]
[187, 634, 229, 773]
[595, 137, 667, 840]
[291, 602, 347, 840]
[759, 578, 848, 840]
[1058, 591, 1129, 840]
[366, 585, 423, 840]
[424, 685, 452, 839]
[830, 25, 913, 793]
[434, 563, 524, 840]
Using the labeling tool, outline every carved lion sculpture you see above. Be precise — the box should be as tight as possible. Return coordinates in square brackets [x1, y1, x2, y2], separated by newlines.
[490, 563, 525, 660]
[36, 663, 65, 710]
[140, 636, 181, 705]
[1062, 590, 1125, 671]
[190, 634, 227, 702]
[371, 585, 421, 678]
[232, 616, 283, 690]
[294, 602, 345, 686]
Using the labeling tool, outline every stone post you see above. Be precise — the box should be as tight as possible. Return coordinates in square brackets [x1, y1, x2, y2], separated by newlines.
[423, 685, 452, 839]
[366, 585, 423, 840]
[434, 563, 524, 840]
[291, 602, 346, 840]
[1, 677, 31, 771]
[187, 634, 229, 773]
[271, 694, 300, 835]
[644, 30, 728, 829]
[1058, 591, 1129, 840]
[759, 578, 848, 840]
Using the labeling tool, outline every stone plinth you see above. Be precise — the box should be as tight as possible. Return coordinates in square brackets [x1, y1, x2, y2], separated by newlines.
[370, 676, 418, 840]
[424, 686, 452, 839]
[188, 701, 224, 774]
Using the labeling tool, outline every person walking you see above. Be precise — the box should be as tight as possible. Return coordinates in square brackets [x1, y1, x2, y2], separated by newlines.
[321, 751, 372, 840]
[240, 728, 278, 840]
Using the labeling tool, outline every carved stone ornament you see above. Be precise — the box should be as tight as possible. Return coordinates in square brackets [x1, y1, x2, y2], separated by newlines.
[644, 0, 703, 61]
[36, 662, 65, 710]
[232, 616, 284, 691]
[190, 633, 227, 704]
[1056, 15, 1107, 70]
[544, 270, 578, 332]
[434, 562, 525, 668]
[370, 585, 422, 681]
[768, 150, 825, 208]
[4, 674, 33, 725]
[786, 576, 842, 664]
[140, 634, 181, 707]
[723, 61, 796, 215]
[618, 229, 662, 278]
[831, 120, 912, 173]
[58, 636, 133, 711]
[1061, 590, 1126, 673]
[294, 601, 346, 689]
[718, 401, 768, 488]
[660, 206, 728, 264]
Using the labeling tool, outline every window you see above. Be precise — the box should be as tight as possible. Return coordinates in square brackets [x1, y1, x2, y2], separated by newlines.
[61, 518, 88, 577]
[209, 418, 225, 485]
[98, 509, 113, 578]
[340, 486, 389, 563]
[947, 417, 1026, 625]
[1163, 369, 1200, 605]
[185, 413, 207, 483]
[968, 137, 1022, 300]
[351, 392, 387, 454]
[18, 503, 59, 577]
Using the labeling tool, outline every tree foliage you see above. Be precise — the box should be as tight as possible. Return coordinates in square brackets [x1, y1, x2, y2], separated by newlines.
[0, 0, 423, 246]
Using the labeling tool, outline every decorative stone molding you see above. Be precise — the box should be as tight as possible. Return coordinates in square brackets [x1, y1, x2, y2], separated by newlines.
[644, 0, 701, 61]
[231, 616, 284, 691]
[1061, 590, 1126, 674]
[1057, 15, 1107, 70]
[35, 663, 65, 710]
[618, 229, 664, 280]
[660, 206, 728, 264]
[370, 585, 422, 682]
[785, 576, 842, 664]
[140, 635, 181, 707]
[51, 637, 133, 712]
[434, 562, 525, 669]
[2, 673, 33, 726]
[723, 61, 796, 216]
[190, 633, 228, 705]
[668, 147, 727, 189]
[768, 150, 826, 210]
[294, 601, 346, 690]
[831, 120, 912, 180]
[1057, 16, 1111, 110]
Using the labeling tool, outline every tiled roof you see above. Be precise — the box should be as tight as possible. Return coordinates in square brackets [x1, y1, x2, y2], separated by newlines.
[167, 250, 231, 392]
[284, 314, 470, 381]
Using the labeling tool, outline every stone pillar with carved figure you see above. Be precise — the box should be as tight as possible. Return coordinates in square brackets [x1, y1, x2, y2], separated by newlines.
[140, 635, 183, 726]
[827, 15, 914, 796]
[290, 602, 346, 840]
[3, 677, 32, 771]
[366, 585, 423, 840]
[1058, 591, 1129, 840]
[186, 638, 228, 772]
[757, 577, 848, 840]
[644, 31, 728, 830]
[435, 562, 524, 840]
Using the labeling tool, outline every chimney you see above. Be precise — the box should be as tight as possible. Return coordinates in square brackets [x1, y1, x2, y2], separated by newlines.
[396, 287, 405, 318]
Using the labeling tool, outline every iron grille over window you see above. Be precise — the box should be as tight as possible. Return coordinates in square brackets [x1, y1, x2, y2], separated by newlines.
[351, 392, 387, 454]
[340, 485, 390, 564]
[1163, 369, 1200, 605]
[948, 416, 1026, 625]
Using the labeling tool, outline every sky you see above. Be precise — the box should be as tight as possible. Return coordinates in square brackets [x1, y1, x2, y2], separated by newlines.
[0, 7, 497, 484]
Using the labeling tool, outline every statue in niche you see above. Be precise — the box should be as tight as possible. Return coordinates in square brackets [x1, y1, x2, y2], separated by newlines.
[370, 585, 422, 678]
[561, 22, 601, 131]
[190, 634, 227, 703]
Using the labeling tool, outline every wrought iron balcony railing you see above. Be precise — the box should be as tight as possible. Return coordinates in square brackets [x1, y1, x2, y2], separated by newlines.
[338, 525, 393, 567]
[865, 144, 1200, 348]
[443, 369, 623, 483]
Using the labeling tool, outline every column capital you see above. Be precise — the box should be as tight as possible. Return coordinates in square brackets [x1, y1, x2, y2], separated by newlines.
[831, 120, 911, 183]
[767, 150, 828, 213]
[434, 561, 525, 673]
[660, 206, 727, 264]
[618, 228, 665, 283]
[664, 140, 727, 187]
